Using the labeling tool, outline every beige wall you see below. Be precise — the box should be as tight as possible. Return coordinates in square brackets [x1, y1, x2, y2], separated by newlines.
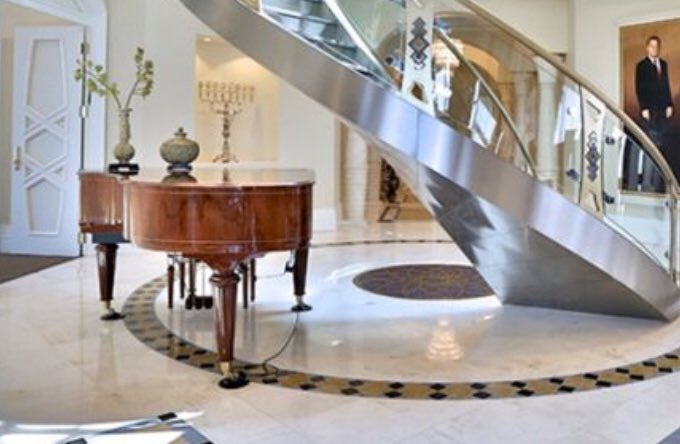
[572, 0, 680, 104]
[0, 2, 69, 226]
[477, 0, 570, 54]
[194, 38, 280, 163]
[279, 82, 339, 211]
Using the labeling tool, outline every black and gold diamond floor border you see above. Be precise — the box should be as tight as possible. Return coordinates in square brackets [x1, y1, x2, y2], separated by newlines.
[123, 239, 680, 401]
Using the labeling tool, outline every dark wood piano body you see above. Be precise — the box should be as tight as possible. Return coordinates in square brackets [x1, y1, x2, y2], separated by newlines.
[79, 167, 314, 387]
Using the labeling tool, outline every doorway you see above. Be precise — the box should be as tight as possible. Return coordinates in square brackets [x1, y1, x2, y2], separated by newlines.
[0, 0, 106, 257]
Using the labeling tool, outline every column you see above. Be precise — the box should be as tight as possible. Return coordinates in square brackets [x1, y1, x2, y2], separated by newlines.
[341, 125, 369, 224]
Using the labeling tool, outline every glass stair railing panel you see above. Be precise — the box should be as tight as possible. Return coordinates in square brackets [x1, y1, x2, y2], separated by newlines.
[430, 35, 534, 176]
[332, 0, 406, 61]
[259, 0, 395, 84]
[600, 109, 672, 268]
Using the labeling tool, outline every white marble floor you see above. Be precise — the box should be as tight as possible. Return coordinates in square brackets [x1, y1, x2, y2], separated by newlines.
[1, 222, 680, 443]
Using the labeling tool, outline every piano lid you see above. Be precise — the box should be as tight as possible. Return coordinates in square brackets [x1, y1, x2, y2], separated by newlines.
[83, 165, 315, 189]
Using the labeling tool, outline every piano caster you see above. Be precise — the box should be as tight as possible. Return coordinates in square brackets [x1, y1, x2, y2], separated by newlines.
[291, 295, 312, 313]
[218, 362, 249, 390]
[100, 302, 125, 321]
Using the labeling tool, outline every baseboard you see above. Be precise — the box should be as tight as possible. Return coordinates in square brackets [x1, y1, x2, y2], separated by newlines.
[313, 208, 338, 232]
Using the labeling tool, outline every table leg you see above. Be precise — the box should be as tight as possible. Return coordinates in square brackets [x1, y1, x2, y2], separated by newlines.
[95, 243, 124, 321]
[291, 247, 312, 312]
[212, 270, 248, 389]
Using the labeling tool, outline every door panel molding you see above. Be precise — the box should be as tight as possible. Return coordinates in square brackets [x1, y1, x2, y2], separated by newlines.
[5, 26, 83, 256]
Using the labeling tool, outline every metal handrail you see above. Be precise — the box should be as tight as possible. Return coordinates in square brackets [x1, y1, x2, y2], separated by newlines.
[434, 28, 538, 177]
[453, 0, 680, 196]
[452, 0, 680, 282]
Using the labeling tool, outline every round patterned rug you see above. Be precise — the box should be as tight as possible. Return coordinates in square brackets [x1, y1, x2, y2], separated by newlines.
[353, 264, 493, 300]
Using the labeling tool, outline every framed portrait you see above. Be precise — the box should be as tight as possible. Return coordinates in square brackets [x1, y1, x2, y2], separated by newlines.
[620, 18, 680, 193]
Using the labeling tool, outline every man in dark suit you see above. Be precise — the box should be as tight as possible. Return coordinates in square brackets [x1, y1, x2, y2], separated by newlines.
[628, 36, 674, 192]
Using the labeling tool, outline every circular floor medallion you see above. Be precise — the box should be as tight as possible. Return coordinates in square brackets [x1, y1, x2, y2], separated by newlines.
[353, 264, 493, 301]
[122, 239, 680, 401]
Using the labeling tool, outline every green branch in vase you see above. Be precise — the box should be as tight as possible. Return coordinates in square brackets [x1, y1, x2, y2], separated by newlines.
[75, 47, 154, 111]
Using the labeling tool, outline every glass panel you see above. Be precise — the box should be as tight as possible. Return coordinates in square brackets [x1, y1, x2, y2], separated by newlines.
[552, 81, 583, 202]
[601, 110, 671, 268]
[334, 0, 405, 53]
[261, 0, 396, 83]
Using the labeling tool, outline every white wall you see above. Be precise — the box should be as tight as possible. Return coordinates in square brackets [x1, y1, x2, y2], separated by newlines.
[0, 1, 70, 227]
[279, 82, 339, 224]
[572, 0, 680, 103]
[477, 0, 570, 54]
[194, 38, 280, 163]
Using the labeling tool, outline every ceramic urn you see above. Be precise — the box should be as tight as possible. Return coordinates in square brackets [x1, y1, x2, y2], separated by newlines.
[160, 127, 200, 172]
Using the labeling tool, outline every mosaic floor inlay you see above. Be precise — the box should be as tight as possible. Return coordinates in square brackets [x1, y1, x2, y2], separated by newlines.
[122, 240, 680, 400]
[353, 264, 493, 301]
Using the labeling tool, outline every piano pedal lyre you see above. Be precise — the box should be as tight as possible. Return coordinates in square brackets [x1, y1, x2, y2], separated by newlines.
[239, 258, 258, 309]
[166, 257, 214, 311]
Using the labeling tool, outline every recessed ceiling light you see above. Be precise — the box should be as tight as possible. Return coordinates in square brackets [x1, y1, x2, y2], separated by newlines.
[202, 37, 213, 43]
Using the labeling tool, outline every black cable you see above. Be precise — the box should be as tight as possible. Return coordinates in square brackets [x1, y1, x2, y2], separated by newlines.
[242, 258, 300, 377]
[245, 311, 301, 378]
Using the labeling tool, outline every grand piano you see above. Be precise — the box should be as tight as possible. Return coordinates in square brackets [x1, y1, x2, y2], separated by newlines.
[79, 167, 314, 388]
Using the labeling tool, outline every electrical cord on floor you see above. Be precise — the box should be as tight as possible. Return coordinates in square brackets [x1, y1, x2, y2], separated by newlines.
[243, 256, 301, 378]
[244, 310, 301, 378]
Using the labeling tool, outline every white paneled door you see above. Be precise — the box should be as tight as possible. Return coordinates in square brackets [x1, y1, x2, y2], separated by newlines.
[5, 27, 83, 256]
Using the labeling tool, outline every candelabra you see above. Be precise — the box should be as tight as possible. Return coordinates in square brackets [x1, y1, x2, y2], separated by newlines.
[198, 81, 255, 163]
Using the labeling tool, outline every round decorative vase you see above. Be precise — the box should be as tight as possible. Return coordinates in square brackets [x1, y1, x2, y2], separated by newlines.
[160, 127, 200, 173]
[113, 108, 135, 163]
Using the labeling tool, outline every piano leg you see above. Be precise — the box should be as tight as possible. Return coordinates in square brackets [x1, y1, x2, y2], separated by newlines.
[291, 247, 312, 312]
[96, 243, 125, 321]
[212, 270, 249, 389]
